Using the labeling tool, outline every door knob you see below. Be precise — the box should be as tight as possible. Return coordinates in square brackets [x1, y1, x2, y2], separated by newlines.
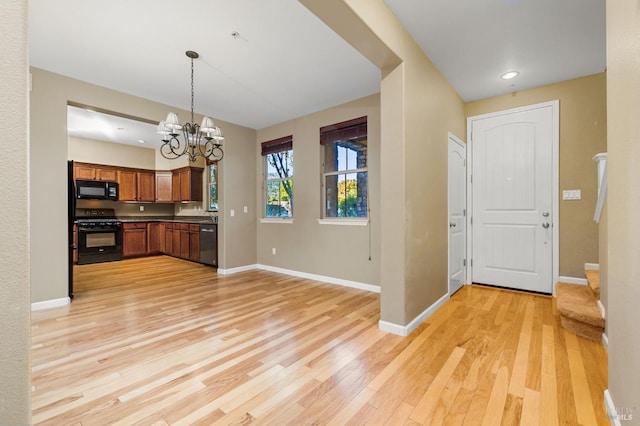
[449, 222, 456, 228]
[542, 222, 550, 229]
[542, 211, 550, 217]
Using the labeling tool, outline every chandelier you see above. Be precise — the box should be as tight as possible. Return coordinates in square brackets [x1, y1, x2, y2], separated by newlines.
[157, 50, 224, 162]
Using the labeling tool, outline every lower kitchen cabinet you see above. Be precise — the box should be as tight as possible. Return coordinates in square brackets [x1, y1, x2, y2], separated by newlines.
[179, 224, 190, 259]
[122, 223, 147, 257]
[147, 222, 165, 254]
[122, 221, 208, 265]
[178, 224, 200, 261]
[189, 224, 200, 262]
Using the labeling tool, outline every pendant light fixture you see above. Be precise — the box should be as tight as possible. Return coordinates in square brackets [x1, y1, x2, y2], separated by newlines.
[158, 50, 224, 162]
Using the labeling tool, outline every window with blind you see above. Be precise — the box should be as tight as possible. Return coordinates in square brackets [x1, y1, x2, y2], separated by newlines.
[261, 135, 293, 218]
[321, 116, 368, 218]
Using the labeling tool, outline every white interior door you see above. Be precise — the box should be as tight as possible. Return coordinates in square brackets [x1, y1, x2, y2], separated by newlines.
[471, 104, 554, 293]
[448, 134, 466, 295]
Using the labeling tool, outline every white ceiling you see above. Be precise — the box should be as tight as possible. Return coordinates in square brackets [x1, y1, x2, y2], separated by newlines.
[67, 105, 160, 149]
[384, 0, 606, 101]
[31, 0, 605, 147]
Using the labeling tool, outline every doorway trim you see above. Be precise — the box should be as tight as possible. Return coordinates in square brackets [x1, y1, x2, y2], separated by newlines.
[466, 100, 560, 293]
[448, 132, 467, 296]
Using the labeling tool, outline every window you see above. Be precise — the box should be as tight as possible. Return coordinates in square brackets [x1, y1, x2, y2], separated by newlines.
[261, 136, 293, 218]
[321, 117, 368, 218]
[207, 161, 218, 211]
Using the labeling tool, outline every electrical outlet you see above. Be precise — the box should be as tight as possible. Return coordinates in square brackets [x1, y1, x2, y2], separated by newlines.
[139, 205, 144, 212]
[272, 247, 276, 255]
[230, 209, 235, 217]
[244, 206, 248, 213]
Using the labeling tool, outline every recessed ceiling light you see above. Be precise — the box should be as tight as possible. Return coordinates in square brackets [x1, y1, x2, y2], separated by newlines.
[137, 140, 145, 144]
[500, 71, 520, 80]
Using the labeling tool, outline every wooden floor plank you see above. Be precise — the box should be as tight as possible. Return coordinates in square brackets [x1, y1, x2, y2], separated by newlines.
[564, 330, 599, 426]
[30, 257, 609, 425]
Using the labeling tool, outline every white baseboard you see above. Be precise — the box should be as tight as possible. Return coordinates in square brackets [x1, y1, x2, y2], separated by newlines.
[602, 332, 608, 349]
[585, 263, 600, 271]
[216, 264, 258, 275]
[378, 320, 408, 336]
[604, 389, 622, 426]
[597, 299, 606, 319]
[31, 297, 70, 311]
[378, 293, 449, 337]
[558, 276, 588, 285]
[257, 264, 380, 293]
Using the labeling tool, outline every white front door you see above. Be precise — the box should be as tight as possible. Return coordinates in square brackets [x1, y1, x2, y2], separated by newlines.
[448, 134, 466, 295]
[471, 104, 554, 293]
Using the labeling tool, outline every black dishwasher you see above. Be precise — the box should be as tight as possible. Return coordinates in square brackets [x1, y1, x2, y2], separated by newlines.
[199, 224, 218, 267]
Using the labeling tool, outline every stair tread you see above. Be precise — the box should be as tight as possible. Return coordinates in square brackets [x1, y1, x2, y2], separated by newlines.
[556, 283, 605, 328]
[585, 270, 600, 295]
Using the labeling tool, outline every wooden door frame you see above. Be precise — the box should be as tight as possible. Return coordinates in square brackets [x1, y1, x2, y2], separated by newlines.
[466, 100, 560, 294]
[448, 132, 467, 296]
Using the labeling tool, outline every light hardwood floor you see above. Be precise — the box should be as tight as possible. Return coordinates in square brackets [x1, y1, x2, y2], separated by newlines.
[31, 256, 609, 425]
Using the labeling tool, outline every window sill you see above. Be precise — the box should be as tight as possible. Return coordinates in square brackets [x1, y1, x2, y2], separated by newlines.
[260, 218, 294, 224]
[318, 218, 369, 226]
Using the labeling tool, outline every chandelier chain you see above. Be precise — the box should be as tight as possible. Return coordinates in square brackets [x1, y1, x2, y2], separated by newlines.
[190, 57, 195, 125]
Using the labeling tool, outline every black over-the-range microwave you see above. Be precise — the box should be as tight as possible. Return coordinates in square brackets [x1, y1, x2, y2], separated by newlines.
[76, 179, 119, 201]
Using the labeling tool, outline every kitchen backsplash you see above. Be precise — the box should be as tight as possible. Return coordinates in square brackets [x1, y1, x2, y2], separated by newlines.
[75, 199, 215, 218]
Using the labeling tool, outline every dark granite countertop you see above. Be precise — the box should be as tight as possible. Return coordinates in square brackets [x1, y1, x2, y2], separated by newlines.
[117, 216, 217, 224]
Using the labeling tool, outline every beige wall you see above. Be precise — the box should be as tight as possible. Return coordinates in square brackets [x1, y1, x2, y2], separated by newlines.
[605, 0, 640, 416]
[30, 67, 257, 303]
[302, 0, 466, 326]
[68, 136, 157, 170]
[465, 73, 607, 278]
[256, 94, 380, 285]
[0, 0, 30, 422]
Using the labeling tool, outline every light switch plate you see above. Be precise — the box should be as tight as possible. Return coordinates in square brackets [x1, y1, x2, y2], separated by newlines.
[562, 189, 582, 200]
[230, 209, 235, 217]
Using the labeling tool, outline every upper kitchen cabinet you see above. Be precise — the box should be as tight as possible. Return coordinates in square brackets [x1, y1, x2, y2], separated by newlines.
[74, 163, 118, 182]
[172, 166, 203, 202]
[137, 170, 155, 202]
[117, 170, 137, 201]
[118, 169, 155, 202]
[155, 171, 172, 202]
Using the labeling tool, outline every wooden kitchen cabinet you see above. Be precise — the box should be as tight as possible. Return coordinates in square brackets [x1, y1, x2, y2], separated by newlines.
[96, 167, 118, 182]
[189, 224, 200, 262]
[155, 171, 173, 202]
[177, 223, 200, 261]
[179, 224, 190, 259]
[74, 163, 118, 181]
[171, 166, 204, 202]
[171, 172, 181, 202]
[118, 170, 137, 201]
[74, 164, 96, 180]
[122, 222, 147, 257]
[171, 225, 181, 257]
[137, 170, 156, 202]
[147, 222, 165, 254]
[164, 223, 173, 255]
[119, 169, 156, 202]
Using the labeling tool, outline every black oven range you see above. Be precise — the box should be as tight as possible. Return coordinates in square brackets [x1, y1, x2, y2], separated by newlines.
[75, 208, 123, 265]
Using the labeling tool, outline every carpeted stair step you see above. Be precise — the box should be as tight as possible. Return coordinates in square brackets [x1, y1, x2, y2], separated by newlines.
[585, 269, 600, 299]
[556, 282, 604, 341]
